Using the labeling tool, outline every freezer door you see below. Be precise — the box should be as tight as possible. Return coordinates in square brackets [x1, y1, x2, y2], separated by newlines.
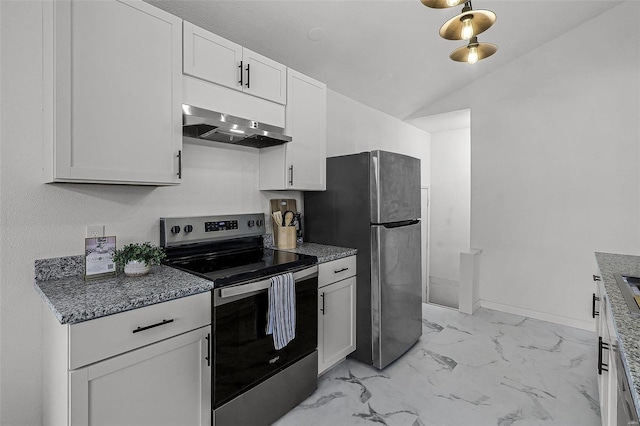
[370, 151, 421, 224]
[371, 221, 422, 369]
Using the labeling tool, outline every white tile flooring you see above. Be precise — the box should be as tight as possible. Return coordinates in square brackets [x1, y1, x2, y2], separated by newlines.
[275, 303, 600, 426]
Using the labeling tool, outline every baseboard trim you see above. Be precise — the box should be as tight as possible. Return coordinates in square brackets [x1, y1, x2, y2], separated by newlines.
[480, 300, 594, 331]
[472, 299, 481, 314]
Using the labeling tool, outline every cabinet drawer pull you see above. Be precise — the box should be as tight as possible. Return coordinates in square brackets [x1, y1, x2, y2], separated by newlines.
[334, 267, 349, 274]
[320, 293, 325, 315]
[598, 336, 609, 375]
[246, 63, 250, 88]
[176, 150, 182, 179]
[205, 333, 211, 367]
[592, 293, 600, 318]
[238, 60, 243, 86]
[132, 318, 174, 334]
[288, 165, 294, 186]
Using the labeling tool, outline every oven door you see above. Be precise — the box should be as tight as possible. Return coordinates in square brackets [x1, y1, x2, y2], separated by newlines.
[212, 266, 318, 408]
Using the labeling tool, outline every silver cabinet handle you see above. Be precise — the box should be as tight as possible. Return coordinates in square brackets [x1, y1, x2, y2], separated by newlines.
[288, 165, 294, 186]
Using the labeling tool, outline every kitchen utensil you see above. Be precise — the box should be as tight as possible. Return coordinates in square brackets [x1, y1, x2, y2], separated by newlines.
[272, 211, 282, 227]
[283, 211, 295, 227]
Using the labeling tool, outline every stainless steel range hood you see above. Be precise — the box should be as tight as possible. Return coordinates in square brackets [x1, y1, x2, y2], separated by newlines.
[182, 104, 291, 148]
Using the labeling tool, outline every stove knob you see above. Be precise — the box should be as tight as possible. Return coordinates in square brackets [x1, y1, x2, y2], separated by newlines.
[247, 220, 255, 227]
[170, 225, 181, 234]
[257, 219, 264, 226]
[184, 225, 193, 233]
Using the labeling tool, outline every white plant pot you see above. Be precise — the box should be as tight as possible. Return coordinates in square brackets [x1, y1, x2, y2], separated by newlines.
[124, 260, 151, 277]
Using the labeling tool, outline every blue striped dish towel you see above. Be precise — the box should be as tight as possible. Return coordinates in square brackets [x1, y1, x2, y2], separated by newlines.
[266, 273, 296, 350]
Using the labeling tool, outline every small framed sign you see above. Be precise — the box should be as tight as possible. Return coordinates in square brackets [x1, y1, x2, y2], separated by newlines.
[85, 236, 117, 280]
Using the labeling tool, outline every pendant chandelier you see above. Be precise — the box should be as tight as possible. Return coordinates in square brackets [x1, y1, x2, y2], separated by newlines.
[420, 0, 497, 64]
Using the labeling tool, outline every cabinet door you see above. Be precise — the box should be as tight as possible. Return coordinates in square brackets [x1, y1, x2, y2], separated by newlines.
[318, 277, 356, 375]
[242, 48, 287, 104]
[259, 69, 326, 191]
[70, 326, 211, 426]
[285, 69, 326, 190]
[183, 21, 243, 91]
[48, 0, 182, 185]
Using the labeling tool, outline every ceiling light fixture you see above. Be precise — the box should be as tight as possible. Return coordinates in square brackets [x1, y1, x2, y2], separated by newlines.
[440, 5, 495, 40]
[420, 0, 465, 9]
[449, 36, 497, 64]
[421, 0, 497, 64]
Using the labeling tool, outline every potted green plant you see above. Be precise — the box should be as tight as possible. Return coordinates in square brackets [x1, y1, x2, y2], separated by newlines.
[112, 242, 166, 277]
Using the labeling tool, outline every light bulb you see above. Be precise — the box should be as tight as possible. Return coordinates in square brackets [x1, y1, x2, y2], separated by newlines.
[446, 0, 460, 6]
[467, 46, 479, 64]
[461, 16, 474, 40]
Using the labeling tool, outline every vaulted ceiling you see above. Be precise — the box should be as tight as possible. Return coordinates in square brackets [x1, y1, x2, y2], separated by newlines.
[149, 0, 623, 121]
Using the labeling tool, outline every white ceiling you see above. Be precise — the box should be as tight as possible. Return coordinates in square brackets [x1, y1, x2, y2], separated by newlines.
[149, 0, 623, 122]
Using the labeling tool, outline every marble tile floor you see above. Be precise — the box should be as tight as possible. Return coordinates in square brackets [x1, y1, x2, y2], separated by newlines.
[275, 303, 600, 426]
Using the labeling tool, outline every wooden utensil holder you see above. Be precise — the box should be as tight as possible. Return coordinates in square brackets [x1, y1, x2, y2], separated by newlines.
[276, 226, 297, 249]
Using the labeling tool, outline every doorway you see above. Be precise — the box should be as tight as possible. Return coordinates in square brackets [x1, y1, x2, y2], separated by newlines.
[409, 109, 471, 310]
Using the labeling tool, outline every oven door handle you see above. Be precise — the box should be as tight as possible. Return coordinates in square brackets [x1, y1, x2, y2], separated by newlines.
[219, 266, 318, 298]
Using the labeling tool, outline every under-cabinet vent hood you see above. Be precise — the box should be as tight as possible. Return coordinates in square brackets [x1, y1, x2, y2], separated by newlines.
[182, 105, 291, 148]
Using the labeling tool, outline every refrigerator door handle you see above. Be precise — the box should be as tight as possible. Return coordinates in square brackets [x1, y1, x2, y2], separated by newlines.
[382, 219, 420, 228]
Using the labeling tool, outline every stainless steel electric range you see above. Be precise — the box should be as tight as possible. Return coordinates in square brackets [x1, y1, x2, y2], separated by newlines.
[160, 213, 318, 426]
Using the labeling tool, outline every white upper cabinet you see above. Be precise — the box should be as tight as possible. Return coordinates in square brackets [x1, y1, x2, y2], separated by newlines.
[259, 69, 327, 191]
[183, 22, 287, 105]
[43, 0, 183, 185]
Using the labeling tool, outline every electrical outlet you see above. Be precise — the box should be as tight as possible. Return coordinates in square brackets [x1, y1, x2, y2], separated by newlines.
[86, 225, 104, 238]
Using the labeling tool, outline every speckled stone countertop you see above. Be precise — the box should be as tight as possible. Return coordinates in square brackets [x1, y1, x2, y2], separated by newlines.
[268, 242, 357, 263]
[34, 255, 213, 325]
[595, 252, 640, 417]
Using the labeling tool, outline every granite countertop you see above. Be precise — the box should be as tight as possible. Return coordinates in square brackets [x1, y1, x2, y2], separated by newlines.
[34, 255, 213, 325]
[35, 244, 356, 325]
[270, 242, 358, 263]
[595, 252, 640, 418]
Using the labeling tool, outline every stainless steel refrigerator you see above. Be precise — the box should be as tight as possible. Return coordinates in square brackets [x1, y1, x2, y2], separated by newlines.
[304, 150, 422, 369]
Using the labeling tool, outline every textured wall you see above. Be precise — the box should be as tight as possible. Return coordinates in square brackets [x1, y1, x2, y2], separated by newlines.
[412, 1, 640, 329]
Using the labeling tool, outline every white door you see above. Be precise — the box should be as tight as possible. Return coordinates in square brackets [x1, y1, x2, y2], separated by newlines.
[70, 326, 211, 426]
[183, 21, 243, 91]
[51, 0, 182, 184]
[285, 69, 326, 190]
[242, 48, 287, 104]
[319, 277, 356, 374]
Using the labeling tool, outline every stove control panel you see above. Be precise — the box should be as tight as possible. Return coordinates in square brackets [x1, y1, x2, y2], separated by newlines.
[205, 220, 238, 232]
[160, 213, 266, 247]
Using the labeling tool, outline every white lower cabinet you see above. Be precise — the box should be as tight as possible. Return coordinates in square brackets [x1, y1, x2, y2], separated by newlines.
[595, 277, 619, 426]
[43, 292, 211, 426]
[70, 326, 211, 426]
[318, 256, 357, 375]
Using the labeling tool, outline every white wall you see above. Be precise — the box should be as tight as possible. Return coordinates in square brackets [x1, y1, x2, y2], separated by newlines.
[429, 127, 471, 283]
[327, 90, 431, 187]
[0, 4, 430, 424]
[412, 1, 640, 329]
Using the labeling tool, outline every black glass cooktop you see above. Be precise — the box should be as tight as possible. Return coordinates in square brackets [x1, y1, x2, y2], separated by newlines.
[165, 245, 317, 288]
